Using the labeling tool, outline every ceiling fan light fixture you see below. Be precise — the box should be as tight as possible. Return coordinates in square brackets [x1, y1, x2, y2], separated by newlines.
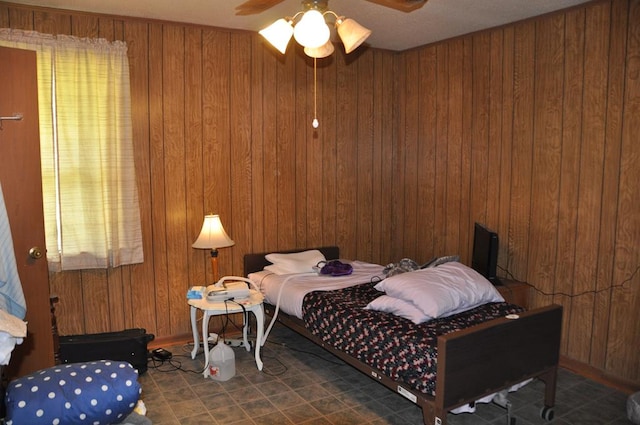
[258, 0, 372, 129]
[260, 2, 371, 56]
[259, 17, 294, 54]
[304, 40, 335, 58]
[293, 9, 331, 48]
[336, 18, 372, 54]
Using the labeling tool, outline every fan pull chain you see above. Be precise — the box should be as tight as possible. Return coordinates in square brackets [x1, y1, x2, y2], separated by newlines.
[312, 57, 319, 128]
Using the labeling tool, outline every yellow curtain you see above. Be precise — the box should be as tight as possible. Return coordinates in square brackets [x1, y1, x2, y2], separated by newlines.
[0, 29, 143, 271]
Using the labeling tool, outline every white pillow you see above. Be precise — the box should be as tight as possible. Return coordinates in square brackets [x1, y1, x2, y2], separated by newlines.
[374, 262, 504, 318]
[264, 249, 326, 275]
[263, 264, 290, 275]
[365, 295, 432, 324]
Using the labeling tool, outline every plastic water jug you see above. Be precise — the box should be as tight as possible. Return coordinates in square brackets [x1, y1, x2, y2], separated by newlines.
[207, 340, 235, 381]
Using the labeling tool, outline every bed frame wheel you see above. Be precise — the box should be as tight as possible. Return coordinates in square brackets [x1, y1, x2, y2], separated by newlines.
[540, 406, 554, 421]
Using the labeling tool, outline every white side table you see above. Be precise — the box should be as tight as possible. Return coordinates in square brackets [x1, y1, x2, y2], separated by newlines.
[188, 289, 265, 374]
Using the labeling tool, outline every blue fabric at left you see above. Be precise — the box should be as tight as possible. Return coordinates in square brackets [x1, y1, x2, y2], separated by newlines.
[0, 182, 26, 319]
[5, 360, 141, 425]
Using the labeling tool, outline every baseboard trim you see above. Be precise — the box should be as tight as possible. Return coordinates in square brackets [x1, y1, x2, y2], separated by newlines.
[560, 355, 639, 394]
[148, 333, 192, 350]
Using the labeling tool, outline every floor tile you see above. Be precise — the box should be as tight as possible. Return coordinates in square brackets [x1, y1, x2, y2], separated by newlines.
[138, 324, 632, 425]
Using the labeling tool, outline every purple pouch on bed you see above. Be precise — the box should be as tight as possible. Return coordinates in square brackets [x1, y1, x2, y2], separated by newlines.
[318, 260, 353, 276]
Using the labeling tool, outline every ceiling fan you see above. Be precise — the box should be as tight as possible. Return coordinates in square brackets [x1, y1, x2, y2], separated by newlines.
[235, 0, 427, 16]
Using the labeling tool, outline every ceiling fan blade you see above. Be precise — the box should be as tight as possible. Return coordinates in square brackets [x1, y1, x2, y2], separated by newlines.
[364, 0, 428, 12]
[235, 0, 286, 16]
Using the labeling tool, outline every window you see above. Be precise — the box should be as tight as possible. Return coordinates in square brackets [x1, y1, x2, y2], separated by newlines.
[0, 29, 143, 271]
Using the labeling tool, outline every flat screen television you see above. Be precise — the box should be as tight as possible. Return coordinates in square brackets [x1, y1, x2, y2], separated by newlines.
[471, 222, 501, 285]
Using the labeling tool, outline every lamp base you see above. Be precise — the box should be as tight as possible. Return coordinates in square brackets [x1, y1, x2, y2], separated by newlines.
[210, 249, 219, 284]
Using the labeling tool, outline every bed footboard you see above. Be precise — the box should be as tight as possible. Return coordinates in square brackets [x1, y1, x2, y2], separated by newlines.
[430, 304, 563, 424]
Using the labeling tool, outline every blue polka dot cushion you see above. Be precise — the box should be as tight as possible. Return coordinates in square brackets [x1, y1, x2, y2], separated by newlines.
[5, 360, 141, 425]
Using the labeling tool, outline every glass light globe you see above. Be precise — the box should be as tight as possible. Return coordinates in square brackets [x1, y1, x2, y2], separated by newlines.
[293, 10, 330, 49]
[259, 18, 294, 54]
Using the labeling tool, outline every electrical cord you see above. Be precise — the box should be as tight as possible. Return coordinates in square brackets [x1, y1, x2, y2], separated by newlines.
[257, 350, 288, 377]
[201, 298, 247, 343]
[147, 351, 204, 375]
[497, 264, 639, 298]
[265, 338, 345, 367]
[149, 301, 253, 376]
[225, 299, 248, 336]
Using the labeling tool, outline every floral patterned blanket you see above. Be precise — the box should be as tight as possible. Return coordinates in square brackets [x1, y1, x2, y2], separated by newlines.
[302, 282, 524, 396]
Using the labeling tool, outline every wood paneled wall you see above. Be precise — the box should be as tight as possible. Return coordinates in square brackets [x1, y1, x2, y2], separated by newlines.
[395, 0, 639, 387]
[0, 0, 637, 388]
[0, 2, 397, 342]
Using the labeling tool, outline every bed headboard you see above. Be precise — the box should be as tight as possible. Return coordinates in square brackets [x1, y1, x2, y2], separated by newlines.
[243, 246, 340, 276]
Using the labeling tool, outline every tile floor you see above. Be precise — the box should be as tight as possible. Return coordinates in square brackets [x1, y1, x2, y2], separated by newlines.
[139, 323, 632, 425]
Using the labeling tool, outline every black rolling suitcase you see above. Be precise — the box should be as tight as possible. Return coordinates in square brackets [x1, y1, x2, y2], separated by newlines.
[58, 328, 155, 374]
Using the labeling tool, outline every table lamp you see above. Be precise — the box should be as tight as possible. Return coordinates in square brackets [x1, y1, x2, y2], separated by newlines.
[192, 214, 235, 283]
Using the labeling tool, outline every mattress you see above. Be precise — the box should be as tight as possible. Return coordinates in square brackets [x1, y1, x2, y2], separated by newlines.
[248, 260, 385, 318]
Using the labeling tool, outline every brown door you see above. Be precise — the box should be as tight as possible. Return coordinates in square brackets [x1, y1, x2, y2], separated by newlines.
[0, 46, 54, 378]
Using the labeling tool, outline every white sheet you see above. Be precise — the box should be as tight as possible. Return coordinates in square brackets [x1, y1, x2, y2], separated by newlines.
[248, 260, 385, 319]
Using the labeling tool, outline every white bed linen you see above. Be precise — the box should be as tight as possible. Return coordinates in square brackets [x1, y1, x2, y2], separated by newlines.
[248, 260, 385, 319]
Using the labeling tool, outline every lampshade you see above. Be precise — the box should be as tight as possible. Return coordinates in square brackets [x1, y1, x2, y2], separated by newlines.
[192, 215, 235, 250]
[304, 40, 334, 58]
[293, 10, 331, 49]
[259, 18, 294, 54]
[337, 18, 372, 54]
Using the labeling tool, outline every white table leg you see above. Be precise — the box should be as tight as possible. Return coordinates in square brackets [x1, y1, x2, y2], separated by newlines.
[202, 311, 211, 372]
[190, 306, 199, 359]
[242, 310, 250, 352]
[252, 304, 264, 371]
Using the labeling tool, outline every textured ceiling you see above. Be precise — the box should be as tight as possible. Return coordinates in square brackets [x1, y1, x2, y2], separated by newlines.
[9, 0, 594, 51]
